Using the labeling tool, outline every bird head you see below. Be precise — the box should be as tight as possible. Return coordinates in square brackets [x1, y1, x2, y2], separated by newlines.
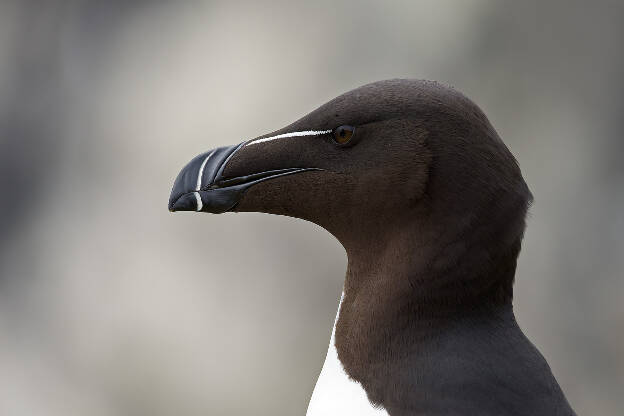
[169, 79, 532, 302]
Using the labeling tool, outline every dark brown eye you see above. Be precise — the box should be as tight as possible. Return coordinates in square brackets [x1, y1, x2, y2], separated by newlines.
[333, 125, 355, 145]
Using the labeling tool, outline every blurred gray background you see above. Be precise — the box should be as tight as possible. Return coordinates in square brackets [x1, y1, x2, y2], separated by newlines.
[0, 1, 622, 415]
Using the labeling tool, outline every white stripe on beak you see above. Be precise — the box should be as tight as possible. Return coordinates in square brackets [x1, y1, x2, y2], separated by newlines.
[194, 191, 203, 212]
[196, 150, 217, 191]
[246, 130, 331, 146]
[193, 150, 217, 212]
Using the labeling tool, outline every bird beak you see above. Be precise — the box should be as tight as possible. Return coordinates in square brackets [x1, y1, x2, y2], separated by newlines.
[168, 141, 319, 213]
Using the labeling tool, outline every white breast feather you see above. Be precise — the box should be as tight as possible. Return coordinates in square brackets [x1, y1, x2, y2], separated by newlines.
[306, 293, 388, 416]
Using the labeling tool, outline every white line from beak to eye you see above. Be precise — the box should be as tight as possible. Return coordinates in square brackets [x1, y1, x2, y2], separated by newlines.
[246, 130, 332, 146]
[196, 150, 217, 191]
[193, 191, 203, 212]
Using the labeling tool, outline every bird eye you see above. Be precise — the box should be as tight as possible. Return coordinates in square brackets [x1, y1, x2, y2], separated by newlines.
[333, 125, 355, 145]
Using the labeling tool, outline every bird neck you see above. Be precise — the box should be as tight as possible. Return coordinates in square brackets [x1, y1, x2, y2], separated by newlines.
[334, 238, 574, 415]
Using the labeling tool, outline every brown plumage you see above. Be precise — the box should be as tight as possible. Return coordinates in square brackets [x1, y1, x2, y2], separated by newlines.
[169, 79, 576, 415]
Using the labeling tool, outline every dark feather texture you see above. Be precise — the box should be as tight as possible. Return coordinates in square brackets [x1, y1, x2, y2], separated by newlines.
[171, 79, 576, 415]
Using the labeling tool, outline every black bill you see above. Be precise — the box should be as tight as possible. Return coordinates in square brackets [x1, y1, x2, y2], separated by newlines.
[168, 142, 318, 213]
